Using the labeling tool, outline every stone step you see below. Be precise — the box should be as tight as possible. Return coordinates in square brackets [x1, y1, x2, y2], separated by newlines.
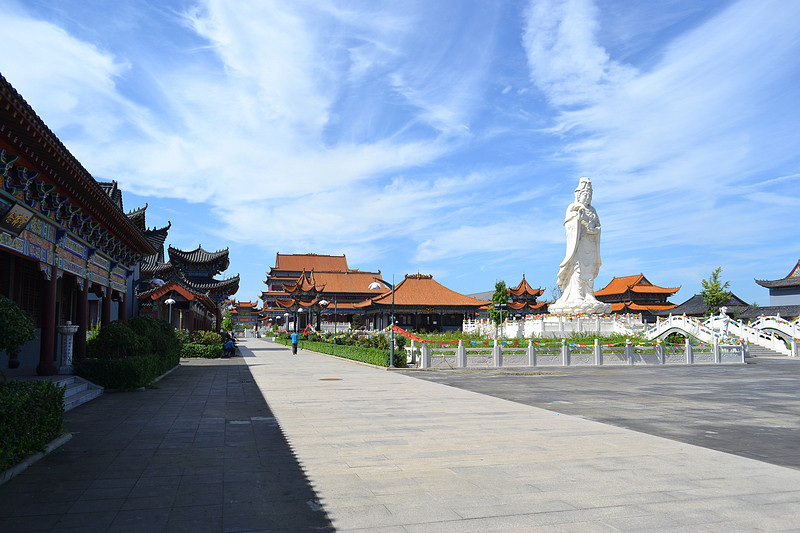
[52, 376, 104, 412]
[745, 344, 787, 358]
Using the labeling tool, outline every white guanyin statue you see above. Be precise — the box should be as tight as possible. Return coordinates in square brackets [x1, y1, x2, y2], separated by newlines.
[549, 177, 612, 315]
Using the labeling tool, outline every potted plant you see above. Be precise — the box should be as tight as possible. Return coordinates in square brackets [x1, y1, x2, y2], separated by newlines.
[0, 294, 36, 369]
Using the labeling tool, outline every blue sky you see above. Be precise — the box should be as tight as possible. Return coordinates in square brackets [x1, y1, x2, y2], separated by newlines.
[2, 0, 799, 306]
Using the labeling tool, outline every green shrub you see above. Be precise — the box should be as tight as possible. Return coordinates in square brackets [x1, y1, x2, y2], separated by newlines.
[0, 379, 64, 471]
[275, 337, 405, 367]
[86, 322, 144, 359]
[181, 343, 223, 359]
[192, 330, 223, 346]
[74, 354, 165, 390]
[128, 316, 180, 360]
[0, 294, 36, 359]
[174, 328, 190, 346]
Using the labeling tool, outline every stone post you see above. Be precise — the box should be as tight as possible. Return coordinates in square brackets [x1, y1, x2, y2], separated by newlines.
[457, 340, 467, 368]
[527, 339, 536, 367]
[57, 321, 80, 374]
[561, 340, 569, 366]
[625, 339, 633, 365]
[410, 340, 417, 366]
[493, 339, 503, 367]
[656, 341, 664, 364]
[685, 338, 693, 365]
[713, 339, 720, 364]
[594, 338, 602, 366]
[421, 342, 430, 369]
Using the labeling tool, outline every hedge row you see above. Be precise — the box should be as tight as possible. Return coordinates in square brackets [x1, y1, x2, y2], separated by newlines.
[73, 351, 179, 390]
[274, 337, 407, 367]
[0, 379, 64, 472]
[181, 343, 223, 359]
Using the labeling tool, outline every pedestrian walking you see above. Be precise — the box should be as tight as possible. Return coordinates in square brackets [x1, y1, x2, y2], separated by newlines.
[291, 332, 299, 355]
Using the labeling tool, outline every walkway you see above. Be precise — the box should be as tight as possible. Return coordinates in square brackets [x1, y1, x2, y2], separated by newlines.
[1, 338, 799, 531]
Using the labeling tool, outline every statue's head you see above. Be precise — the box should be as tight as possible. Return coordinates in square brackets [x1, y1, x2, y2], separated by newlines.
[574, 177, 592, 205]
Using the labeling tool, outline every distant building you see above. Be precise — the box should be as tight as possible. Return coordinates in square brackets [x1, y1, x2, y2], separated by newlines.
[595, 274, 680, 322]
[654, 293, 750, 318]
[506, 275, 549, 315]
[357, 274, 489, 332]
[230, 300, 259, 328]
[755, 259, 800, 306]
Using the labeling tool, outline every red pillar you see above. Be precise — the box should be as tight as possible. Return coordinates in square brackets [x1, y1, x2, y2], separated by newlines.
[37, 270, 58, 376]
[118, 290, 128, 323]
[74, 280, 89, 361]
[101, 287, 111, 326]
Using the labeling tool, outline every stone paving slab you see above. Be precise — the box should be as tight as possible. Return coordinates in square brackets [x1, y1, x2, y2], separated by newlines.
[244, 339, 800, 531]
[0, 357, 332, 532]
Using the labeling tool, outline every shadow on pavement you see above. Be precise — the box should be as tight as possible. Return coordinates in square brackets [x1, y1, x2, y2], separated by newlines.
[0, 358, 333, 532]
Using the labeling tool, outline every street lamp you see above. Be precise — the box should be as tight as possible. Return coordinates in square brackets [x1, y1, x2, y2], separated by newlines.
[283, 312, 289, 332]
[494, 303, 507, 339]
[298, 307, 304, 333]
[165, 298, 176, 325]
[368, 276, 395, 368]
[318, 299, 329, 332]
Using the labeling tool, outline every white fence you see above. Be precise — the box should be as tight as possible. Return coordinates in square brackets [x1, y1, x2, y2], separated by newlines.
[463, 314, 646, 339]
[406, 338, 746, 369]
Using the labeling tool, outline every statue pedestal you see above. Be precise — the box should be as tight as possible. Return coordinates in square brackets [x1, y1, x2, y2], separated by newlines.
[57, 321, 80, 374]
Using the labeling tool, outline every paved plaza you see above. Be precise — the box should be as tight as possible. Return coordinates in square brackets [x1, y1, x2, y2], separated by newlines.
[1, 338, 799, 531]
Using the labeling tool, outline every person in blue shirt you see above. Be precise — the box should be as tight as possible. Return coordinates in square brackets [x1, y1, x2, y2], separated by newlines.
[224, 337, 235, 358]
[291, 332, 299, 355]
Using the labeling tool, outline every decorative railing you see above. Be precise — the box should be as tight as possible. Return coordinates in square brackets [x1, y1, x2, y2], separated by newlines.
[406, 338, 745, 369]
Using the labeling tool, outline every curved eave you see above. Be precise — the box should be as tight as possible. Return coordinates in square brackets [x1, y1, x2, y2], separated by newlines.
[0, 74, 155, 256]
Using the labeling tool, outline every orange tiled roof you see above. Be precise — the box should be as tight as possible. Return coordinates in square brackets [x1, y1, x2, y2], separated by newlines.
[365, 274, 490, 308]
[595, 274, 680, 297]
[508, 301, 549, 311]
[611, 301, 678, 312]
[233, 301, 258, 308]
[274, 253, 350, 272]
[282, 270, 326, 293]
[508, 274, 544, 298]
[311, 271, 387, 294]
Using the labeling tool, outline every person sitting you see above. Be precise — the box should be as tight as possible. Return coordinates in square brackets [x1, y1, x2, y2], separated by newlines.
[224, 338, 236, 358]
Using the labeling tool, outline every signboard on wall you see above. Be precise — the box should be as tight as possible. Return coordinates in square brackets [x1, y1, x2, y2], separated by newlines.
[0, 198, 35, 237]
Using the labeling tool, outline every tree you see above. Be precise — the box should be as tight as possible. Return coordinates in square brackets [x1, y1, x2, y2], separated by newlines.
[701, 267, 731, 316]
[221, 312, 233, 331]
[489, 280, 508, 326]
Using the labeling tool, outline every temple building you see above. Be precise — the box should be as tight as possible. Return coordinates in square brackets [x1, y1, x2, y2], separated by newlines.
[357, 274, 489, 332]
[594, 274, 680, 322]
[1, 74, 155, 374]
[260, 253, 385, 329]
[755, 260, 800, 306]
[229, 300, 259, 328]
[736, 260, 800, 321]
[507, 275, 549, 315]
[136, 242, 239, 334]
[657, 293, 750, 318]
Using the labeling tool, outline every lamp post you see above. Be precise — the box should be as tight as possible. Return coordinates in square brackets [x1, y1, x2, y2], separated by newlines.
[494, 303, 507, 339]
[298, 307, 304, 333]
[165, 298, 176, 325]
[318, 299, 329, 332]
[369, 276, 395, 368]
[283, 312, 289, 332]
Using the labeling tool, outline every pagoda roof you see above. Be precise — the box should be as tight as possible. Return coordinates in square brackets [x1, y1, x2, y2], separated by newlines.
[175, 270, 240, 294]
[653, 293, 750, 317]
[136, 280, 215, 312]
[0, 73, 155, 258]
[508, 301, 549, 311]
[737, 305, 800, 321]
[143, 222, 171, 254]
[362, 274, 490, 308]
[311, 271, 386, 295]
[610, 301, 678, 313]
[755, 259, 800, 289]
[282, 270, 325, 293]
[168, 245, 230, 269]
[272, 253, 351, 273]
[275, 297, 322, 309]
[595, 274, 680, 297]
[98, 181, 123, 210]
[127, 203, 147, 231]
[508, 274, 544, 298]
[233, 301, 258, 308]
[140, 255, 174, 276]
